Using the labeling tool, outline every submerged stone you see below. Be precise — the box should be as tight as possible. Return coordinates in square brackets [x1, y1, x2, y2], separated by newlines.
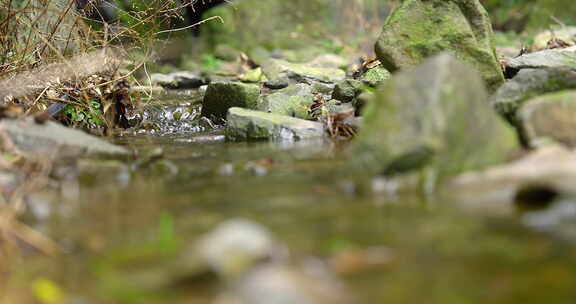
[492, 67, 576, 125]
[517, 90, 576, 148]
[226, 107, 324, 141]
[353, 54, 516, 180]
[201, 82, 261, 120]
[0, 119, 128, 159]
[375, 0, 504, 92]
[258, 84, 315, 119]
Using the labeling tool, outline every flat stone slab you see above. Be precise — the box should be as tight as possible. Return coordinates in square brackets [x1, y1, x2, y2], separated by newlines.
[506, 46, 576, 69]
[226, 107, 324, 141]
[0, 119, 128, 159]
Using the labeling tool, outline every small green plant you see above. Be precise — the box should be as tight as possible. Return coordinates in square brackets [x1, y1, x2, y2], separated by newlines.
[64, 100, 105, 128]
[201, 54, 223, 71]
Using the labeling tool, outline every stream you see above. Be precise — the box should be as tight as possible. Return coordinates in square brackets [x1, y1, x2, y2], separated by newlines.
[6, 91, 576, 304]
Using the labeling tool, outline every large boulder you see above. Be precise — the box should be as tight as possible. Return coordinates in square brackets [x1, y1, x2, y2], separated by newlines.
[517, 90, 576, 148]
[353, 54, 516, 180]
[226, 108, 324, 141]
[374, 0, 504, 92]
[492, 67, 576, 125]
[201, 82, 261, 120]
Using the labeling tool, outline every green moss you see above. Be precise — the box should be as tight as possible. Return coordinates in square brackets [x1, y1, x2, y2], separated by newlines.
[201, 82, 261, 120]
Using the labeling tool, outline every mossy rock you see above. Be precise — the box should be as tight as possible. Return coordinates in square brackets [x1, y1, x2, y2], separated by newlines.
[375, 0, 504, 92]
[201, 82, 261, 120]
[332, 79, 363, 103]
[360, 66, 391, 88]
[258, 84, 315, 119]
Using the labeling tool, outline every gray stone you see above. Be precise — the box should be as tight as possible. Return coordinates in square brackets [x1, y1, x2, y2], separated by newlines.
[354, 54, 516, 180]
[226, 108, 324, 141]
[492, 68, 576, 125]
[0, 119, 128, 159]
[375, 0, 504, 92]
[360, 66, 391, 88]
[201, 82, 261, 120]
[150, 71, 206, 89]
[505, 46, 576, 70]
[258, 84, 315, 119]
[262, 59, 346, 88]
[517, 90, 576, 148]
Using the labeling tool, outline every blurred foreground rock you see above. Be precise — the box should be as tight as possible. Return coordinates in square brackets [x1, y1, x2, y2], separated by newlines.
[0, 119, 128, 159]
[450, 146, 576, 215]
[353, 54, 516, 180]
[200, 219, 353, 304]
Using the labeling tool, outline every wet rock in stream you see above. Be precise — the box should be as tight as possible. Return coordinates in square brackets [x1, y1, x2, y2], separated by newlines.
[226, 107, 325, 141]
[201, 82, 261, 121]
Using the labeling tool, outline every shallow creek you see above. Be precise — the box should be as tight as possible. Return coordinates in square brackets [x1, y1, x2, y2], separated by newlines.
[5, 92, 576, 304]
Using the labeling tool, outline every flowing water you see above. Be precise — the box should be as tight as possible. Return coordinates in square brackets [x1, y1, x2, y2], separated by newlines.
[5, 92, 576, 304]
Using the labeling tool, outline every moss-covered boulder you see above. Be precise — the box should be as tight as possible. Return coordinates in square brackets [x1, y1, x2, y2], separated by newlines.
[353, 54, 516, 180]
[517, 91, 576, 148]
[262, 59, 346, 89]
[201, 82, 261, 120]
[258, 84, 315, 119]
[226, 108, 324, 141]
[492, 68, 576, 126]
[374, 0, 504, 92]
